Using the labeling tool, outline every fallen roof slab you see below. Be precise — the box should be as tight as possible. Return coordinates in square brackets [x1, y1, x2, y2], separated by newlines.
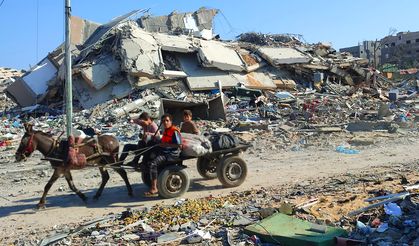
[258, 47, 311, 65]
[198, 40, 244, 72]
[154, 33, 197, 53]
[178, 53, 242, 91]
[178, 53, 276, 91]
[78, 54, 121, 90]
[73, 76, 132, 109]
[6, 57, 57, 107]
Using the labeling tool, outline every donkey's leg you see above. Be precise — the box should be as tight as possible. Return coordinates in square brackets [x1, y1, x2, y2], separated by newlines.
[37, 168, 61, 209]
[109, 154, 133, 197]
[64, 170, 87, 202]
[93, 167, 109, 200]
[115, 168, 133, 197]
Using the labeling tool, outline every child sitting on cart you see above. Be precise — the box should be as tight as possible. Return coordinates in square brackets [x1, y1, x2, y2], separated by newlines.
[144, 113, 182, 197]
[120, 112, 159, 167]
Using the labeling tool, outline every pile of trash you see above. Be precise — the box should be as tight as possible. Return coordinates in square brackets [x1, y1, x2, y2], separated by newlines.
[18, 162, 417, 246]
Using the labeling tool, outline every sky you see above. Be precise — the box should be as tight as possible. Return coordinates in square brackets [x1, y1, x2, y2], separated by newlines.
[0, 0, 418, 70]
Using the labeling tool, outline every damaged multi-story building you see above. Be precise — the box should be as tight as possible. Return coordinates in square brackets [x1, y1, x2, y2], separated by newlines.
[5, 8, 370, 111]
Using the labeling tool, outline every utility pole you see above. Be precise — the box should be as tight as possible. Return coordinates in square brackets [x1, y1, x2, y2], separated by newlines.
[64, 0, 73, 137]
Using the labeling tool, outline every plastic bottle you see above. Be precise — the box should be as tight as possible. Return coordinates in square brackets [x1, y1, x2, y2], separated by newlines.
[336, 145, 360, 154]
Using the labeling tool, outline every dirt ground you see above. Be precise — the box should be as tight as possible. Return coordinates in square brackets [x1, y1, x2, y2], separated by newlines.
[0, 132, 418, 244]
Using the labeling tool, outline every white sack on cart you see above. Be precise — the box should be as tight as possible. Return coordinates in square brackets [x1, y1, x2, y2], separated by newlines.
[181, 133, 212, 157]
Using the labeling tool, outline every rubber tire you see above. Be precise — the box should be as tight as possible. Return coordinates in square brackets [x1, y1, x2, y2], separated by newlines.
[217, 156, 247, 188]
[141, 171, 151, 188]
[196, 157, 218, 180]
[157, 166, 190, 199]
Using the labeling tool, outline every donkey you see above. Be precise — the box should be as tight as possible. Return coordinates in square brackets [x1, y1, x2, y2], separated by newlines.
[15, 124, 133, 209]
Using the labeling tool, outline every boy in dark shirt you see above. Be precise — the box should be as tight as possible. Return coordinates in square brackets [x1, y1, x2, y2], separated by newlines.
[180, 110, 200, 135]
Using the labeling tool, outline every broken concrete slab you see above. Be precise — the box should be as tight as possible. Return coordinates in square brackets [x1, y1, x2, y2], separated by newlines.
[73, 75, 132, 109]
[178, 53, 276, 91]
[198, 40, 244, 72]
[139, 8, 218, 40]
[238, 49, 266, 72]
[6, 57, 57, 107]
[154, 33, 197, 53]
[239, 71, 277, 90]
[257, 47, 311, 65]
[330, 65, 354, 85]
[116, 23, 164, 77]
[78, 54, 121, 90]
[177, 53, 242, 90]
[139, 14, 170, 33]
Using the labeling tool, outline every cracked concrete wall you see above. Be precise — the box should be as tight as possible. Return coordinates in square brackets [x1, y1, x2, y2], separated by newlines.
[138, 8, 218, 40]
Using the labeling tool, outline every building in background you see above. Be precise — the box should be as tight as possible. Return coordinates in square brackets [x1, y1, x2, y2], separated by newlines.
[380, 31, 419, 68]
[340, 31, 419, 69]
[339, 41, 381, 67]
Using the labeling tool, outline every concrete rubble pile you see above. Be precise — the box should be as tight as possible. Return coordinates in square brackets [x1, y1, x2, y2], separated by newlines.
[0, 67, 24, 112]
[5, 7, 372, 111]
[0, 7, 417, 166]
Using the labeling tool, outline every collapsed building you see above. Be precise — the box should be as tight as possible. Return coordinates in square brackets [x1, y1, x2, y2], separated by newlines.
[5, 8, 371, 115]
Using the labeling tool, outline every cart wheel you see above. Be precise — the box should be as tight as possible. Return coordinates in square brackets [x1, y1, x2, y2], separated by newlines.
[197, 157, 218, 180]
[217, 156, 247, 188]
[158, 166, 190, 199]
[141, 172, 151, 187]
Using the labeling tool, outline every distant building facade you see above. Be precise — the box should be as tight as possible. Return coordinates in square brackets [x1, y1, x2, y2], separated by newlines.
[340, 31, 419, 68]
[380, 31, 419, 67]
[339, 41, 381, 67]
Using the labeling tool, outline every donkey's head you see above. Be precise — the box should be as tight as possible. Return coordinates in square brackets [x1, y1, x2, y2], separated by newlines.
[15, 123, 37, 162]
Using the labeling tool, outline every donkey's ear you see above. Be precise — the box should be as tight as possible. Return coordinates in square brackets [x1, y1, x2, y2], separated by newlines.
[24, 123, 33, 133]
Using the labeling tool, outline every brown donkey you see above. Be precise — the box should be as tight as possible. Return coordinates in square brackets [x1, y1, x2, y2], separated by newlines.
[15, 124, 133, 209]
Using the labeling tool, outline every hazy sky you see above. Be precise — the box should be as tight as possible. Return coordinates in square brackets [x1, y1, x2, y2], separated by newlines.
[1, 0, 418, 69]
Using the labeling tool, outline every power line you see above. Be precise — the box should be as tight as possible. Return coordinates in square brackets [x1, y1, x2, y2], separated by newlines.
[0, 0, 6, 8]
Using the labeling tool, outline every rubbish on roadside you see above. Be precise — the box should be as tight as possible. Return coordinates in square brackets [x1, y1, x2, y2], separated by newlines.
[364, 191, 410, 202]
[348, 193, 410, 216]
[376, 223, 389, 233]
[278, 201, 294, 215]
[157, 232, 179, 243]
[335, 146, 360, 154]
[384, 202, 402, 217]
[244, 213, 347, 246]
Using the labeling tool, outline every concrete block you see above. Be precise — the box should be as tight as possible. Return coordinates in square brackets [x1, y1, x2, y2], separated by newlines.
[258, 47, 311, 65]
[79, 55, 121, 90]
[198, 40, 244, 72]
[117, 24, 163, 77]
